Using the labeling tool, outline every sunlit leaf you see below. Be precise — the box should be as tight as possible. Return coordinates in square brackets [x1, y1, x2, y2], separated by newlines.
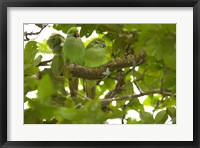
[38, 39, 52, 54]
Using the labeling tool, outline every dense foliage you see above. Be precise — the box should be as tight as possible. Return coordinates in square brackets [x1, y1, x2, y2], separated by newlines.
[24, 24, 176, 124]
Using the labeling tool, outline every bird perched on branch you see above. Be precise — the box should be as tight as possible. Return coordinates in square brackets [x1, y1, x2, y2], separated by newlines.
[47, 33, 65, 54]
[62, 27, 85, 98]
[84, 38, 106, 99]
[47, 33, 65, 75]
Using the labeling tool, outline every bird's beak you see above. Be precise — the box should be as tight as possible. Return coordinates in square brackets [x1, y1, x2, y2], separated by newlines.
[74, 32, 79, 38]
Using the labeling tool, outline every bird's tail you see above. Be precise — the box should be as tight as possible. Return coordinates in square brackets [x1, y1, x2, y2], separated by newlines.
[85, 80, 96, 99]
[69, 77, 78, 98]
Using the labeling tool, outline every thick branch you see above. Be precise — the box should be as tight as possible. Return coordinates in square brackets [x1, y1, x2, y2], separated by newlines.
[101, 89, 172, 103]
[64, 53, 146, 80]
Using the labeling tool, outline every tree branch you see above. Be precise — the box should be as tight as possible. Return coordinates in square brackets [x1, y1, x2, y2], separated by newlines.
[101, 89, 172, 103]
[24, 24, 48, 41]
[64, 53, 146, 80]
[37, 59, 52, 67]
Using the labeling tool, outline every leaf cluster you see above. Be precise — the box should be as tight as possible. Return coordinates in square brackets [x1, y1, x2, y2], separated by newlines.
[24, 24, 176, 124]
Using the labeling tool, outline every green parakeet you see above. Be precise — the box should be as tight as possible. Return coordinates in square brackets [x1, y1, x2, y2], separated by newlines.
[62, 27, 85, 98]
[84, 38, 106, 99]
[47, 33, 65, 75]
[47, 33, 65, 54]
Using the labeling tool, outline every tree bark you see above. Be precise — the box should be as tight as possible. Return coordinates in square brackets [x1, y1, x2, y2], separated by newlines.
[64, 53, 146, 80]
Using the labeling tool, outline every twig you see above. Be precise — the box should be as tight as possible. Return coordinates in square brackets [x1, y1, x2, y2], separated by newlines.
[101, 89, 172, 103]
[134, 69, 146, 82]
[24, 24, 48, 41]
[152, 67, 169, 112]
[121, 104, 127, 124]
[153, 96, 165, 113]
[73, 90, 91, 101]
[73, 103, 83, 109]
[104, 70, 125, 99]
[125, 68, 133, 75]
[102, 69, 125, 111]
[36, 59, 52, 67]
[133, 80, 142, 93]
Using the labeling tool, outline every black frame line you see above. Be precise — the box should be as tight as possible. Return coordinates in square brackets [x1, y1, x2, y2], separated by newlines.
[0, 0, 199, 148]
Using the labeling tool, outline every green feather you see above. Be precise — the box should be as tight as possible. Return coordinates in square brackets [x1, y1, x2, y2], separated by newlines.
[62, 37, 85, 65]
[47, 33, 65, 54]
[84, 38, 106, 99]
[62, 27, 85, 98]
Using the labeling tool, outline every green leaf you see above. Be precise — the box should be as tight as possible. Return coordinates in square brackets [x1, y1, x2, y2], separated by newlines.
[33, 55, 43, 67]
[55, 107, 110, 124]
[97, 24, 122, 34]
[164, 52, 176, 70]
[24, 77, 39, 95]
[53, 24, 76, 33]
[139, 111, 155, 124]
[143, 95, 160, 107]
[107, 104, 125, 119]
[166, 107, 176, 118]
[24, 97, 30, 103]
[24, 41, 38, 64]
[80, 24, 96, 38]
[64, 99, 75, 108]
[102, 32, 117, 41]
[38, 39, 52, 54]
[124, 81, 134, 95]
[112, 36, 127, 57]
[145, 64, 163, 77]
[24, 66, 39, 76]
[84, 99, 101, 112]
[126, 118, 143, 124]
[37, 74, 56, 102]
[24, 41, 40, 76]
[123, 24, 141, 32]
[27, 98, 56, 121]
[96, 78, 115, 97]
[134, 24, 176, 69]
[24, 108, 40, 124]
[172, 117, 176, 124]
[155, 110, 168, 124]
[51, 55, 64, 75]
[138, 74, 160, 91]
[163, 69, 176, 89]
[160, 97, 176, 108]
[55, 108, 87, 123]
[127, 98, 144, 112]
